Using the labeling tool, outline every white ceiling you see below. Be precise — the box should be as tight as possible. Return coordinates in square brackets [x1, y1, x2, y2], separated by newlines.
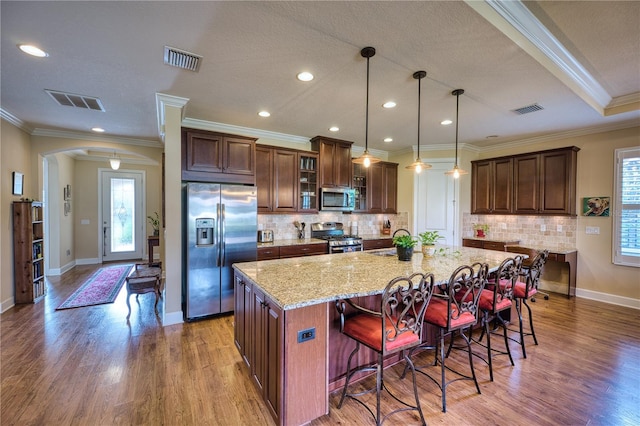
[2, 1, 639, 161]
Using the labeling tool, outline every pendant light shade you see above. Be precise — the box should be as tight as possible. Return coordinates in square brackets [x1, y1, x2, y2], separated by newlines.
[445, 89, 468, 178]
[352, 46, 381, 168]
[109, 151, 121, 170]
[406, 70, 432, 173]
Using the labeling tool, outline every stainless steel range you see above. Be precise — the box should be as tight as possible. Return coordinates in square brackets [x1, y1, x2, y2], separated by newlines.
[311, 222, 363, 254]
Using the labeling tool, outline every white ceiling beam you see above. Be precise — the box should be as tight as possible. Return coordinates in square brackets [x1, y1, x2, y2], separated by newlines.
[466, 0, 612, 116]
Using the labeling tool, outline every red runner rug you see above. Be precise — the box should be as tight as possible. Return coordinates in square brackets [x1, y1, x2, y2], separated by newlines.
[56, 264, 133, 310]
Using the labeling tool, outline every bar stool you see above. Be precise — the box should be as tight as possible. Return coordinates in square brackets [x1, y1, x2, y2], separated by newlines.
[475, 255, 523, 381]
[335, 272, 435, 425]
[405, 263, 488, 413]
[507, 250, 549, 358]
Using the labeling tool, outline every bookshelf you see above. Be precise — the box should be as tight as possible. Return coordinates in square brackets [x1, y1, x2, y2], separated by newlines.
[13, 201, 46, 303]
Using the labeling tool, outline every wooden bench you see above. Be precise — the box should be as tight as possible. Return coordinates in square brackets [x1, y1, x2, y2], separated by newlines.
[125, 263, 162, 319]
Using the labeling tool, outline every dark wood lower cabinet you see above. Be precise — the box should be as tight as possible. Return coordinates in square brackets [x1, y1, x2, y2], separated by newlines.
[234, 270, 328, 426]
[362, 238, 393, 251]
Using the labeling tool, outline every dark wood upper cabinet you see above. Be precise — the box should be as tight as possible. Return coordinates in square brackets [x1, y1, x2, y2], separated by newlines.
[257, 145, 318, 213]
[256, 146, 274, 211]
[353, 161, 397, 214]
[382, 162, 398, 214]
[310, 136, 353, 188]
[181, 128, 256, 184]
[472, 158, 513, 214]
[473, 146, 579, 216]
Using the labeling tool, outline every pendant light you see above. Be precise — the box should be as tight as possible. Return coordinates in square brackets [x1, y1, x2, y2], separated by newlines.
[109, 151, 121, 170]
[406, 70, 432, 173]
[445, 89, 468, 178]
[352, 46, 381, 168]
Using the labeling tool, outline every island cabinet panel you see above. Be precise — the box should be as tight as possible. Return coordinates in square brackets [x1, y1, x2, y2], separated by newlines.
[234, 274, 252, 368]
[181, 128, 256, 184]
[234, 270, 328, 426]
[311, 136, 353, 188]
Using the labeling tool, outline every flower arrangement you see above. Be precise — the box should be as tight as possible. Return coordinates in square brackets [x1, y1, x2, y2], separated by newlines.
[147, 212, 160, 235]
[473, 223, 489, 238]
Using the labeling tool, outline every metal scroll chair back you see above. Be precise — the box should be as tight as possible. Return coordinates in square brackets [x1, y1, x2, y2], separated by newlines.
[446, 262, 489, 329]
[510, 249, 549, 358]
[335, 272, 435, 425]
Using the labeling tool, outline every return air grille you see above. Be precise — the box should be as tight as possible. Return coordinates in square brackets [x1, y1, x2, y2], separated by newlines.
[512, 103, 544, 115]
[45, 90, 105, 111]
[164, 46, 202, 72]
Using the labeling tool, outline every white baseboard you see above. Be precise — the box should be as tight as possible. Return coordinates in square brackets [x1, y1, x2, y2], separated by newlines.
[575, 288, 640, 310]
[76, 258, 101, 265]
[163, 310, 184, 326]
[47, 260, 76, 276]
[1, 298, 15, 314]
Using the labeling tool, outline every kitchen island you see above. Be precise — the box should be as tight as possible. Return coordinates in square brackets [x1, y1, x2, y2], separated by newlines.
[232, 246, 517, 426]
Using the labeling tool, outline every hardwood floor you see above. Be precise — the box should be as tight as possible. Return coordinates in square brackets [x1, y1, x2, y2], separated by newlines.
[2, 263, 639, 425]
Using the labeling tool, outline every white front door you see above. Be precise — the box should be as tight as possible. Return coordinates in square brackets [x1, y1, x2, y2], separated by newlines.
[100, 169, 145, 261]
[413, 160, 458, 246]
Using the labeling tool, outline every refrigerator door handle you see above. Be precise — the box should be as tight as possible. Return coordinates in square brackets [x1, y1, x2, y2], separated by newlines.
[216, 203, 222, 267]
[220, 203, 226, 266]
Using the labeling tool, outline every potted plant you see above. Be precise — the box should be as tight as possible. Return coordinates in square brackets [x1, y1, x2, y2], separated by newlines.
[418, 230, 443, 256]
[147, 212, 160, 236]
[392, 234, 417, 261]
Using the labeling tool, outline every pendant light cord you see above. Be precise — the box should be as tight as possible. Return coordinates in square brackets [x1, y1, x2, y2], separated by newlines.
[365, 54, 370, 152]
[417, 75, 421, 158]
[455, 91, 459, 162]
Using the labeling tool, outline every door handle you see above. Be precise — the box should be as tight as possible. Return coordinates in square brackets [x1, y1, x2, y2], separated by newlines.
[216, 203, 221, 267]
[220, 203, 226, 266]
[103, 222, 109, 257]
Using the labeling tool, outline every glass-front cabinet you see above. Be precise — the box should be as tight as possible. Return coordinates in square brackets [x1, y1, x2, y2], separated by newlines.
[353, 163, 367, 211]
[299, 152, 318, 212]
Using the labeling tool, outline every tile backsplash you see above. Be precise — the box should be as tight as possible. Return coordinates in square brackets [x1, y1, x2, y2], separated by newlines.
[463, 213, 577, 251]
[258, 212, 409, 239]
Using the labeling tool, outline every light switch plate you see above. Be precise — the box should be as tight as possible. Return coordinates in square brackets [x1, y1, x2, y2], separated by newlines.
[586, 226, 600, 235]
[540, 224, 546, 231]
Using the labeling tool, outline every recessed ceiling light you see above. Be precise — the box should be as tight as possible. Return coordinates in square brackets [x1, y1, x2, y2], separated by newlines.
[297, 72, 314, 82]
[384, 137, 393, 143]
[18, 44, 48, 57]
[441, 119, 452, 125]
[382, 101, 396, 109]
[329, 126, 339, 132]
[258, 111, 271, 117]
[91, 127, 105, 133]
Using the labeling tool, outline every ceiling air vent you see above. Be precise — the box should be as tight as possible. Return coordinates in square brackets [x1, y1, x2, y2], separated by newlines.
[164, 46, 202, 72]
[45, 90, 105, 111]
[512, 103, 544, 115]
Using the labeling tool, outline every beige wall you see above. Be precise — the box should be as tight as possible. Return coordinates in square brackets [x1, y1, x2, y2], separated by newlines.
[1, 120, 34, 311]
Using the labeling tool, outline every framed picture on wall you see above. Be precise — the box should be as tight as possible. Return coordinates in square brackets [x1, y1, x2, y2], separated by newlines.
[12, 172, 23, 195]
[582, 196, 610, 216]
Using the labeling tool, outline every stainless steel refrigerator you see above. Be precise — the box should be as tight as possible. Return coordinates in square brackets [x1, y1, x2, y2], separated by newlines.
[183, 183, 257, 321]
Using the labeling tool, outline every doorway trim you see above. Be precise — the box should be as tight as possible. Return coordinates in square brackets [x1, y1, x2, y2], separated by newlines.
[98, 168, 147, 263]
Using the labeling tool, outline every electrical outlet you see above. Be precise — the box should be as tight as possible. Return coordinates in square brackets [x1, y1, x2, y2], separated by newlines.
[66, 249, 71, 256]
[540, 224, 546, 232]
[586, 226, 600, 235]
[500, 223, 507, 230]
[557, 225, 563, 232]
[297, 327, 315, 343]
[81, 219, 90, 225]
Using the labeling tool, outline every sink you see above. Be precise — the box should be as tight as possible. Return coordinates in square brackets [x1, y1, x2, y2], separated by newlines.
[369, 249, 397, 256]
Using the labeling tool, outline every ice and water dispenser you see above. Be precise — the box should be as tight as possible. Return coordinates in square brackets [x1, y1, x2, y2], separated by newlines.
[195, 218, 215, 246]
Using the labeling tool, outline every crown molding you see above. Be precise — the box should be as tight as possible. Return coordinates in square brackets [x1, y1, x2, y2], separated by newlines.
[605, 92, 640, 116]
[0, 108, 33, 133]
[482, 119, 640, 153]
[30, 128, 163, 148]
[467, 0, 612, 115]
[156, 93, 189, 142]
[182, 117, 310, 145]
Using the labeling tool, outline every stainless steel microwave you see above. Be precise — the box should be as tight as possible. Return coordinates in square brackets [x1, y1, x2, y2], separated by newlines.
[320, 187, 355, 211]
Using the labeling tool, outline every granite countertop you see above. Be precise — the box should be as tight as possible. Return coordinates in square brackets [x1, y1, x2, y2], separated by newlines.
[464, 237, 576, 254]
[233, 245, 517, 311]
